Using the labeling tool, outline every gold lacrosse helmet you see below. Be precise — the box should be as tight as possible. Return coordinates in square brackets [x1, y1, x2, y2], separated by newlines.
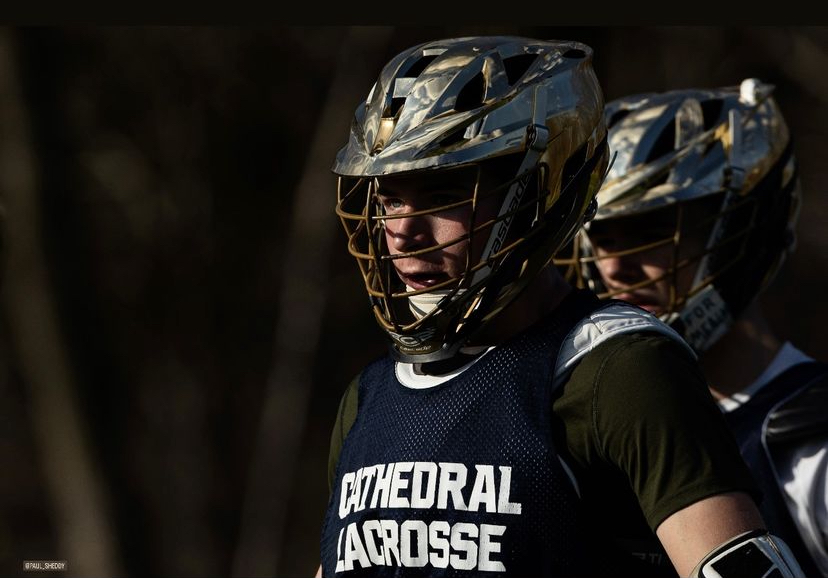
[334, 36, 609, 362]
[560, 79, 800, 352]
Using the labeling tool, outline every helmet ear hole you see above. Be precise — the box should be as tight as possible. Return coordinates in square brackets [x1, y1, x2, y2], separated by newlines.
[561, 140, 589, 192]
[583, 198, 598, 223]
[549, 139, 606, 244]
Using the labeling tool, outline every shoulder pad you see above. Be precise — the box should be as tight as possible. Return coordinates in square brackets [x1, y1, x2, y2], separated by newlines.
[553, 302, 695, 386]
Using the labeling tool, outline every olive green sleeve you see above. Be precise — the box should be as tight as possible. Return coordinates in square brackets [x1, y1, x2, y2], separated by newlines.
[327, 374, 361, 494]
[556, 333, 759, 532]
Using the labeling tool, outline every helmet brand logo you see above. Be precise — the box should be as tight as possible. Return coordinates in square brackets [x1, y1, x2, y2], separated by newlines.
[390, 328, 438, 347]
[490, 177, 528, 257]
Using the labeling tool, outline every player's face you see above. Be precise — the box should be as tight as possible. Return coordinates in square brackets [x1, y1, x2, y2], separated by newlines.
[376, 167, 501, 291]
[586, 203, 710, 315]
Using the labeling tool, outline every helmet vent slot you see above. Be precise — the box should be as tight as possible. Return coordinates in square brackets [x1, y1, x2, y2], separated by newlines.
[647, 172, 670, 188]
[388, 77, 416, 118]
[607, 109, 631, 129]
[439, 127, 467, 148]
[646, 121, 677, 163]
[502, 53, 538, 86]
[454, 72, 485, 112]
[701, 99, 724, 131]
[389, 97, 406, 117]
[405, 54, 439, 79]
[562, 48, 586, 59]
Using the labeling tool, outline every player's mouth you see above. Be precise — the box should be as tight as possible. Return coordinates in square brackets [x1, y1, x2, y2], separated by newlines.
[396, 270, 453, 290]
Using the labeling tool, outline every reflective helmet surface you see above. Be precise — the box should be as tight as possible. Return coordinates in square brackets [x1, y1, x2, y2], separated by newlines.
[567, 78, 800, 352]
[334, 36, 609, 362]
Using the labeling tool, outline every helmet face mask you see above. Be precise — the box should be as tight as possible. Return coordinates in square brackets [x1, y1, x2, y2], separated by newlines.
[333, 36, 609, 362]
[562, 78, 801, 353]
[574, 191, 731, 314]
[337, 150, 590, 361]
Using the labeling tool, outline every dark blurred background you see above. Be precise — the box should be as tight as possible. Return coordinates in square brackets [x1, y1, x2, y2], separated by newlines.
[0, 25, 825, 578]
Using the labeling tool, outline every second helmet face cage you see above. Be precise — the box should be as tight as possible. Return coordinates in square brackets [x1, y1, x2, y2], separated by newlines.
[571, 189, 749, 311]
[564, 79, 800, 353]
[333, 36, 609, 362]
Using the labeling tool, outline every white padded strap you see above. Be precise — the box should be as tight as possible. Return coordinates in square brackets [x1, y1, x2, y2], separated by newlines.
[552, 302, 696, 388]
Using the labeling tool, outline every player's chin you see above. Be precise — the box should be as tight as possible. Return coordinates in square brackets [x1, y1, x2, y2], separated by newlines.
[638, 303, 665, 315]
[614, 293, 664, 315]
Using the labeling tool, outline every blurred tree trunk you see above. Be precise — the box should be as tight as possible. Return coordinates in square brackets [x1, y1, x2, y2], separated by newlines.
[0, 28, 121, 578]
[231, 25, 395, 578]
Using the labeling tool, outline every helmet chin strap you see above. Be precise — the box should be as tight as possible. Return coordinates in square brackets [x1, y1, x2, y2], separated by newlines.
[675, 285, 733, 353]
[406, 285, 466, 319]
[675, 185, 740, 353]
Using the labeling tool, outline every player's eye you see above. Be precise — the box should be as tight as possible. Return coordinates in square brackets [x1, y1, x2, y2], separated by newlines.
[588, 234, 615, 251]
[379, 196, 405, 212]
